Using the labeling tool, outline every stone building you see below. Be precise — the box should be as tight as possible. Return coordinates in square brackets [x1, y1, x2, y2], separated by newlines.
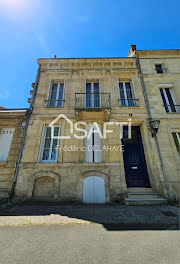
[0, 46, 179, 204]
[0, 107, 27, 201]
[128, 46, 180, 202]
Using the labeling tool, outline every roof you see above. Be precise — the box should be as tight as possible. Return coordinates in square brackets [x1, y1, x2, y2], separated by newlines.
[0, 108, 28, 113]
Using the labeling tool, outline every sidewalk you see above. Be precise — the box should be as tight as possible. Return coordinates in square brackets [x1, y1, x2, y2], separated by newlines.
[0, 203, 179, 227]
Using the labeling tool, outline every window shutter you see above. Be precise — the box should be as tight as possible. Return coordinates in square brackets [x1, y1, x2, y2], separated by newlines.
[38, 124, 46, 162]
[94, 126, 103, 162]
[131, 78, 136, 99]
[84, 124, 93, 162]
[0, 128, 14, 162]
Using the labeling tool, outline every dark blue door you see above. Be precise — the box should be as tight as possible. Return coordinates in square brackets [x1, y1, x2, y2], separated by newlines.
[122, 126, 150, 188]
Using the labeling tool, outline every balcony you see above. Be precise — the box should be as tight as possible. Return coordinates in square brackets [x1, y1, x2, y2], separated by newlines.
[163, 104, 180, 113]
[75, 93, 111, 121]
[118, 98, 139, 107]
[75, 93, 111, 110]
[45, 100, 65, 108]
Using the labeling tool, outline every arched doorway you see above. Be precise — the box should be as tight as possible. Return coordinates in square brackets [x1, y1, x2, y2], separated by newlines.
[83, 176, 105, 203]
[32, 176, 55, 198]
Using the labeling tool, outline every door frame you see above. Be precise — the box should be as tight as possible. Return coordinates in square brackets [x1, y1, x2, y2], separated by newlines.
[122, 125, 151, 188]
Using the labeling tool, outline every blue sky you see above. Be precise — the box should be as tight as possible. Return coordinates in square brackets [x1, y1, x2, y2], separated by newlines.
[0, 0, 179, 108]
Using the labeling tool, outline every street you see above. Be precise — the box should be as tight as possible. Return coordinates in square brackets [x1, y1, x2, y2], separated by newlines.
[0, 224, 179, 264]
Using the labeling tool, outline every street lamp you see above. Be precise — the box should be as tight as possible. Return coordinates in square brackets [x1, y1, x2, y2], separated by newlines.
[148, 119, 160, 137]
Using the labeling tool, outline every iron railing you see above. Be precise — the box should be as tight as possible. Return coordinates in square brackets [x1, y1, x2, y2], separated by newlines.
[45, 99, 65, 108]
[75, 93, 111, 110]
[118, 98, 139, 107]
[163, 104, 180, 113]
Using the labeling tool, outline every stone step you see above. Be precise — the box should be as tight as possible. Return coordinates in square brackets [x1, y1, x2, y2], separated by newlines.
[128, 193, 161, 199]
[127, 188, 154, 193]
[124, 198, 167, 206]
[0, 190, 9, 198]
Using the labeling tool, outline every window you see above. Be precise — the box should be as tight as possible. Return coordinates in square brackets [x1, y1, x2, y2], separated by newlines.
[0, 128, 14, 162]
[172, 132, 180, 158]
[48, 82, 64, 107]
[160, 88, 179, 113]
[118, 82, 137, 106]
[155, 64, 163, 74]
[39, 126, 60, 162]
[84, 124, 103, 162]
[85, 82, 100, 108]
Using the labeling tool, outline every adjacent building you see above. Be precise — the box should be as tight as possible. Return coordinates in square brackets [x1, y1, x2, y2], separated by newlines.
[0, 107, 27, 200]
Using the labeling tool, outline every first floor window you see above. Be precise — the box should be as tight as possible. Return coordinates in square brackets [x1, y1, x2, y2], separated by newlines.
[172, 132, 180, 158]
[119, 81, 136, 106]
[86, 82, 100, 108]
[0, 128, 14, 162]
[84, 124, 103, 162]
[39, 126, 60, 162]
[48, 82, 64, 107]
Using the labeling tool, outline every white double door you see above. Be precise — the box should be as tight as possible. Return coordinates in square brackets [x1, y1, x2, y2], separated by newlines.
[83, 176, 105, 203]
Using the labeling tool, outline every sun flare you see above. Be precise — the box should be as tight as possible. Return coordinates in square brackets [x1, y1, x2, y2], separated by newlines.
[0, 0, 27, 11]
[0, 0, 40, 18]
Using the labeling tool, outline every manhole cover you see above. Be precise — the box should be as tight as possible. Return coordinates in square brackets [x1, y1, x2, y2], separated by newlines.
[161, 211, 177, 217]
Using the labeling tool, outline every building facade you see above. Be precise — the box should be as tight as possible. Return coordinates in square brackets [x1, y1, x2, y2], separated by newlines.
[129, 46, 180, 202]
[0, 46, 179, 204]
[0, 108, 27, 201]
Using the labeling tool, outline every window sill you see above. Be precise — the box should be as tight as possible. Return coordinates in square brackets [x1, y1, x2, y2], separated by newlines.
[39, 161, 57, 164]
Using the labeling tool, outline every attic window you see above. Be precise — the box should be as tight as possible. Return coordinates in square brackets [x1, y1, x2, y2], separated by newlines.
[155, 64, 163, 74]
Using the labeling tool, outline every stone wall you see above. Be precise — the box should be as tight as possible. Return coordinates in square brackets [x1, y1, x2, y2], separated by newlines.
[0, 111, 26, 199]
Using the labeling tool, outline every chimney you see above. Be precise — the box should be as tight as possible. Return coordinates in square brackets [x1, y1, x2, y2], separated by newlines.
[128, 45, 136, 57]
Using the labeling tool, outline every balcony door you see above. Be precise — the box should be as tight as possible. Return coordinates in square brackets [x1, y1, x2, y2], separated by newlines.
[49, 83, 64, 107]
[119, 82, 136, 106]
[85, 82, 100, 108]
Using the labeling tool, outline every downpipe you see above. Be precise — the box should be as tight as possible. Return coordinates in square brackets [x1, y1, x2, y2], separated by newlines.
[9, 65, 41, 201]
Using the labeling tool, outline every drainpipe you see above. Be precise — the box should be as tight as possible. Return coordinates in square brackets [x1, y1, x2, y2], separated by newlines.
[9, 65, 41, 200]
[136, 57, 170, 199]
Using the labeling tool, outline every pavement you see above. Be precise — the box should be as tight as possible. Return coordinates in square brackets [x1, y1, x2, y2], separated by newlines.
[0, 203, 179, 227]
[0, 224, 180, 264]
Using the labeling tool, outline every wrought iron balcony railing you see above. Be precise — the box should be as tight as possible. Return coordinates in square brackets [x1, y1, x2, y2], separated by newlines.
[118, 98, 139, 107]
[45, 99, 65, 108]
[163, 104, 180, 113]
[75, 93, 111, 110]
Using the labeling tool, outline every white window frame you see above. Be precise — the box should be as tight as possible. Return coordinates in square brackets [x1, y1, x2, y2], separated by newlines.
[161, 88, 178, 113]
[172, 132, 180, 159]
[84, 80, 101, 108]
[39, 125, 60, 163]
[48, 81, 65, 107]
[118, 81, 136, 106]
[0, 128, 15, 162]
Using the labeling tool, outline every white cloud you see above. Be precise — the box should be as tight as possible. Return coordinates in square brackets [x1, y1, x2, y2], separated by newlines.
[0, 90, 10, 99]
[34, 32, 51, 56]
